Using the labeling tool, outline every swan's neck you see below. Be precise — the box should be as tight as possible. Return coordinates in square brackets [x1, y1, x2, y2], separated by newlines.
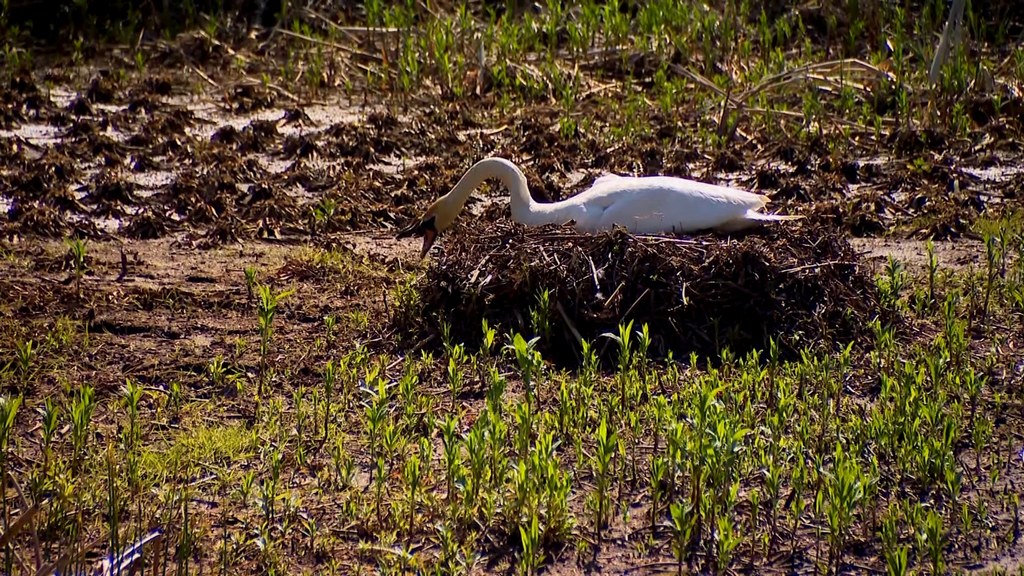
[442, 157, 564, 226]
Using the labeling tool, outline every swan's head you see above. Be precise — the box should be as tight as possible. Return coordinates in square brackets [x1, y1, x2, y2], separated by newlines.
[396, 198, 459, 258]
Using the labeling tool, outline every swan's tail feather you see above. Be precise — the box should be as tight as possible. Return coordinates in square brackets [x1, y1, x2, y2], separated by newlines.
[745, 211, 803, 222]
[714, 211, 803, 233]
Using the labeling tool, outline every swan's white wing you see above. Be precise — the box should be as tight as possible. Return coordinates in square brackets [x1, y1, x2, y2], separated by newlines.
[580, 176, 768, 234]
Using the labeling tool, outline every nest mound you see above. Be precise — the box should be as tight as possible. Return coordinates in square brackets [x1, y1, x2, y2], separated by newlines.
[412, 221, 885, 365]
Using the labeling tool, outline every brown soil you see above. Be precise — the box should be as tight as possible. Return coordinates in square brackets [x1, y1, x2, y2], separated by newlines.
[1, 17, 1023, 576]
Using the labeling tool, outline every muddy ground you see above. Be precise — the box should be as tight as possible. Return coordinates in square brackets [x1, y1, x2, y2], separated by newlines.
[2, 17, 1024, 575]
[1, 53, 1008, 380]
[0, 51, 1008, 360]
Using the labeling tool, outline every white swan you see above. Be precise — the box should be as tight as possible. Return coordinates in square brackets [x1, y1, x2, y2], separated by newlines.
[397, 157, 801, 258]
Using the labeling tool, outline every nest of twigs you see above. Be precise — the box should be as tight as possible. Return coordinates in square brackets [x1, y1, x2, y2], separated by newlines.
[411, 220, 886, 365]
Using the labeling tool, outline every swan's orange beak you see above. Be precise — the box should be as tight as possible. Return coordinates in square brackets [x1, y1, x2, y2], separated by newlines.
[396, 215, 439, 259]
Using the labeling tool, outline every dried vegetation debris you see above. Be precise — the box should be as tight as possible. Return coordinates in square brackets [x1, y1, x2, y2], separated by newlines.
[2, 39, 1022, 248]
[0, 27, 1001, 245]
[0, 75, 439, 244]
[414, 220, 886, 364]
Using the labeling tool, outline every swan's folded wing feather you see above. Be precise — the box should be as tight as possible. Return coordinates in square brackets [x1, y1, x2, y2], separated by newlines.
[590, 180, 766, 234]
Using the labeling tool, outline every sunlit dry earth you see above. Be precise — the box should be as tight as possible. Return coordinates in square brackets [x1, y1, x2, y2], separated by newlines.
[3, 3, 1024, 575]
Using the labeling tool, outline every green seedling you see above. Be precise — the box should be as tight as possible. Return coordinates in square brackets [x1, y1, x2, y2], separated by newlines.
[593, 417, 617, 543]
[65, 237, 88, 298]
[255, 283, 295, 396]
[244, 266, 258, 301]
[14, 339, 34, 385]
